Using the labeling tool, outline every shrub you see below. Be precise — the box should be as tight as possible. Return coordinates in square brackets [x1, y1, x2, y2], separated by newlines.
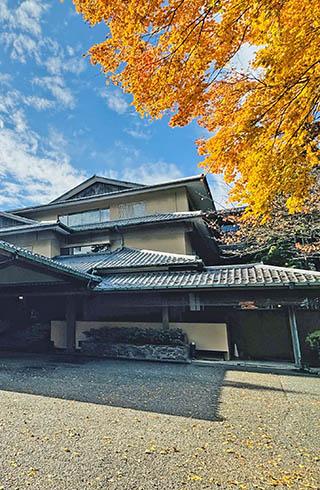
[83, 326, 188, 346]
[305, 330, 320, 356]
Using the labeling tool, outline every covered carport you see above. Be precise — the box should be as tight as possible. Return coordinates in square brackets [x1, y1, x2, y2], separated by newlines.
[88, 265, 320, 368]
[0, 241, 99, 353]
[0, 241, 319, 368]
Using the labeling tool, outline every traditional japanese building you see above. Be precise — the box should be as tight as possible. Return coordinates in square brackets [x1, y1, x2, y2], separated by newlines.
[0, 174, 319, 366]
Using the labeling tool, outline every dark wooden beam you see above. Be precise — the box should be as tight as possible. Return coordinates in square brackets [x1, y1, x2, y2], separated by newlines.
[66, 296, 76, 352]
[161, 301, 169, 330]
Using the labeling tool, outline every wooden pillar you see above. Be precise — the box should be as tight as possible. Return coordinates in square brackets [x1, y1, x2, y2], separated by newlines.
[162, 302, 169, 330]
[66, 295, 76, 353]
[288, 305, 302, 368]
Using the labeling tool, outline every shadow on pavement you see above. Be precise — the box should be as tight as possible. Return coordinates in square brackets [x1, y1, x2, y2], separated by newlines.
[0, 354, 312, 421]
[0, 355, 226, 421]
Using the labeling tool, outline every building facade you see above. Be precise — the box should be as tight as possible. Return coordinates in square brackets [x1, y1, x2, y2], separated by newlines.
[0, 174, 319, 366]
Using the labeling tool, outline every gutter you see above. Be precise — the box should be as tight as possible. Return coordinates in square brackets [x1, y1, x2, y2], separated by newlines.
[0, 223, 71, 237]
[94, 281, 320, 293]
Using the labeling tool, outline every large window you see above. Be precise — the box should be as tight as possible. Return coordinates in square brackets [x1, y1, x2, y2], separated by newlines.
[59, 208, 110, 227]
[60, 243, 110, 255]
[118, 201, 146, 219]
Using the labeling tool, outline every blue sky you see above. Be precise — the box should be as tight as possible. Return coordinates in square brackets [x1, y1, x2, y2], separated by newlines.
[0, 0, 231, 210]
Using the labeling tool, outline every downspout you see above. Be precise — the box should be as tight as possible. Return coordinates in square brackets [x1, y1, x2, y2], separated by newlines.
[114, 225, 124, 249]
[288, 305, 302, 369]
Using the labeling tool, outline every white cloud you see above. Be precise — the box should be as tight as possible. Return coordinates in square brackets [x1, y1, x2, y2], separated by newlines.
[124, 121, 151, 140]
[0, 2, 10, 22]
[101, 88, 129, 115]
[44, 55, 86, 76]
[0, 73, 12, 86]
[43, 56, 62, 75]
[0, 1, 48, 63]
[1, 0, 84, 109]
[23, 95, 55, 111]
[0, 125, 86, 206]
[0, 89, 54, 115]
[0, 90, 19, 114]
[33, 76, 75, 108]
[1, 32, 41, 63]
[11, 110, 28, 133]
[0, 0, 48, 37]
[14, 0, 48, 37]
[106, 162, 183, 185]
[229, 43, 260, 75]
[0, 0, 92, 208]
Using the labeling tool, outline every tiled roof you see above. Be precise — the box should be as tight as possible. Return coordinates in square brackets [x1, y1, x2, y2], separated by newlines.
[1, 238, 319, 292]
[50, 175, 145, 203]
[0, 212, 38, 225]
[8, 174, 214, 214]
[0, 240, 99, 283]
[0, 221, 70, 235]
[54, 247, 202, 273]
[47, 174, 205, 205]
[94, 263, 320, 292]
[70, 211, 204, 232]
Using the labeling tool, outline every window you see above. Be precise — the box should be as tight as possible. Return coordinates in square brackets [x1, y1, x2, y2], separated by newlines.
[59, 208, 110, 227]
[60, 243, 110, 255]
[119, 202, 146, 219]
[189, 293, 202, 311]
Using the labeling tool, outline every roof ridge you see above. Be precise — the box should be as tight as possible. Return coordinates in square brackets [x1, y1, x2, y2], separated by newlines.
[257, 263, 320, 275]
[206, 263, 259, 269]
[205, 263, 320, 275]
[49, 175, 145, 204]
[129, 247, 201, 261]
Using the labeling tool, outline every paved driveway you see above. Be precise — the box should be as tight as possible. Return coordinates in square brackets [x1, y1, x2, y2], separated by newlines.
[0, 355, 319, 489]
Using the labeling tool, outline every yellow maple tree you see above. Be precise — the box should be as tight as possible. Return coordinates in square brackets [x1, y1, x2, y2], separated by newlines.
[73, 0, 320, 217]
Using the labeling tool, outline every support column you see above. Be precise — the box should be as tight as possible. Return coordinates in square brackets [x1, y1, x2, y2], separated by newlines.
[66, 295, 76, 353]
[162, 301, 169, 330]
[288, 305, 302, 368]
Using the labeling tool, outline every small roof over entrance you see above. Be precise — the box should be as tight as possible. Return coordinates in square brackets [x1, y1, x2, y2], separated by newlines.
[0, 241, 99, 288]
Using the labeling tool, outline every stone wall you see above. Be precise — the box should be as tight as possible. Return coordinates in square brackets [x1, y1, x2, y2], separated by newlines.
[79, 341, 190, 362]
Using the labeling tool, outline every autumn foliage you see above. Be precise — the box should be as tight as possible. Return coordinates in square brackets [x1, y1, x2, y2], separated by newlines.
[73, 0, 320, 217]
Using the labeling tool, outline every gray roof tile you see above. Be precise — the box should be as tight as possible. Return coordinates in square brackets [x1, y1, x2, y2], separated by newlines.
[94, 264, 320, 291]
[54, 247, 202, 273]
[0, 221, 70, 235]
[70, 211, 203, 232]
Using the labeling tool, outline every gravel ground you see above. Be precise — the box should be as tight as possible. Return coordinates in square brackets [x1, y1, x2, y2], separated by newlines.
[0, 355, 319, 490]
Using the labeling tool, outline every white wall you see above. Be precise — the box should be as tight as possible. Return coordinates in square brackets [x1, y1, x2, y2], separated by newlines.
[51, 320, 229, 356]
